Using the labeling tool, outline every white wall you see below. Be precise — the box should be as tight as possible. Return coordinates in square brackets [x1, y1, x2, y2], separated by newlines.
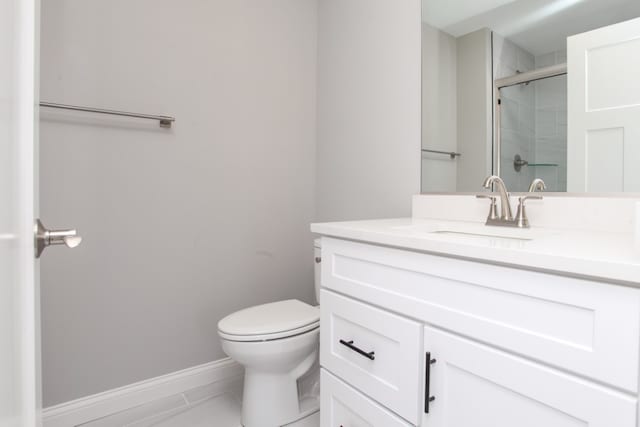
[421, 22, 458, 192]
[315, 0, 422, 221]
[39, 0, 318, 406]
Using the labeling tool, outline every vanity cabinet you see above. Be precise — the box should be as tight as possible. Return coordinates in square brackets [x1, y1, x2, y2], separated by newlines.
[318, 237, 640, 427]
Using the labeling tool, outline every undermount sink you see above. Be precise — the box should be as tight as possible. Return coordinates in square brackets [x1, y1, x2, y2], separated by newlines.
[391, 222, 548, 242]
[430, 230, 533, 241]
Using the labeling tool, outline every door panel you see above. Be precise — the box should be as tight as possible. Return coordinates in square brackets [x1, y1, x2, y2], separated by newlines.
[0, 0, 39, 426]
[422, 327, 637, 427]
[568, 16, 640, 192]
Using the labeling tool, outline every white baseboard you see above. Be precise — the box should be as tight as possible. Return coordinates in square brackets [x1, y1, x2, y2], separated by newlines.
[42, 358, 243, 427]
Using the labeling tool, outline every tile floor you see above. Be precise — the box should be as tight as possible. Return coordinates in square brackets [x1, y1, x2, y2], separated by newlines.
[76, 377, 320, 427]
[78, 378, 244, 427]
[137, 395, 319, 427]
[128, 392, 243, 427]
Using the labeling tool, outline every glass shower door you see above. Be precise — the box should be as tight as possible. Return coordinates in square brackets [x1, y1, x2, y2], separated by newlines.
[498, 73, 568, 192]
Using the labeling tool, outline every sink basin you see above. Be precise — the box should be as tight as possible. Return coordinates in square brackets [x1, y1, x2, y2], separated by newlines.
[391, 222, 549, 242]
[430, 230, 532, 242]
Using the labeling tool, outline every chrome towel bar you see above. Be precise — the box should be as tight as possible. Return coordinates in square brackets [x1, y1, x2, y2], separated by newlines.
[39, 102, 175, 128]
[421, 148, 461, 159]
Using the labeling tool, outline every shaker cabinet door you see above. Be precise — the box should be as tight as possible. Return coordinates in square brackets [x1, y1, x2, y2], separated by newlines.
[320, 369, 412, 427]
[422, 326, 637, 427]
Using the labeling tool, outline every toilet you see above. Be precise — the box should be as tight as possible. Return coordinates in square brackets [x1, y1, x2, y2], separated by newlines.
[218, 239, 322, 427]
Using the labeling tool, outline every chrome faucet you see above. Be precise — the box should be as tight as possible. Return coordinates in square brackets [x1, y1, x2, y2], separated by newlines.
[528, 178, 547, 192]
[477, 176, 542, 228]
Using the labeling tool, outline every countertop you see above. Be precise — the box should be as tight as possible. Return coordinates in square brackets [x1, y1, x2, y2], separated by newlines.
[311, 218, 640, 285]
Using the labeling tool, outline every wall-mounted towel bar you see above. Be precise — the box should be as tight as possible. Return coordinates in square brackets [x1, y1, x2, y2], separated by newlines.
[39, 102, 175, 128]
[421, 148, 461, 159]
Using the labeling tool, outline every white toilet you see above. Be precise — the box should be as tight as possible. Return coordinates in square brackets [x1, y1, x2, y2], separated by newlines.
[218, 239, 321, 427]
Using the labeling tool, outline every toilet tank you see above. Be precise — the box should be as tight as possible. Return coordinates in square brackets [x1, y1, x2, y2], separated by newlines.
[313, 238, 321, 304]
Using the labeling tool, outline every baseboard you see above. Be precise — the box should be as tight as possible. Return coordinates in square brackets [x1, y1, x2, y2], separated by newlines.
[42, 358, 243, 427]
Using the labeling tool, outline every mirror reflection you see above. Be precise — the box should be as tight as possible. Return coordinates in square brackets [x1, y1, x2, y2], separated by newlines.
[421, 0, 640, 193]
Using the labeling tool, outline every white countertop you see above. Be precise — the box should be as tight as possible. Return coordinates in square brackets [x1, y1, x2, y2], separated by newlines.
[311, 218, 640, 285]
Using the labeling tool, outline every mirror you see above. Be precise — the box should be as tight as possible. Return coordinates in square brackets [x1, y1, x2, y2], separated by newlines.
[421, 0, 640, 193]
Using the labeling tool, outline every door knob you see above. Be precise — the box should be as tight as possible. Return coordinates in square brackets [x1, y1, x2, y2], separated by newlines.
[35, 219, 83, 258]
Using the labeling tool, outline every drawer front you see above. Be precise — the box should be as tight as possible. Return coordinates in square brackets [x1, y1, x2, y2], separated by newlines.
[321, 369, 412, 427]
[321, 237, 640, 392]
[320, 290, 421, 425]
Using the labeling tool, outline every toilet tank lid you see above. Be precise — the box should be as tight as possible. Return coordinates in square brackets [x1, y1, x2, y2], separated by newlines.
[218, 299, 319, 337]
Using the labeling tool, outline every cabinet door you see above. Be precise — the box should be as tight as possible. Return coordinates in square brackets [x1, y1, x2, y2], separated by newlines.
[422, 326, 637, 427]
[321, 369, 412, 427]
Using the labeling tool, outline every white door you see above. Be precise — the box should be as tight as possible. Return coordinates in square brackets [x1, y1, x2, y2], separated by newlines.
[1, 0, 40, 426]
[567, 17, 640, 192]
[422, 326, 637, 427]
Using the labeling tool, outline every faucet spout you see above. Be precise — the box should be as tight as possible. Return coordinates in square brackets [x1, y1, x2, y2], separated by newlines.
[528, 178, 547, 192]
[482, 175, 513, 221]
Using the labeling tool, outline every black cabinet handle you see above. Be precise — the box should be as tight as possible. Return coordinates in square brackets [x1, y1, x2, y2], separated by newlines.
[339, 339, 375, 360]
[425, 352, 437, 413]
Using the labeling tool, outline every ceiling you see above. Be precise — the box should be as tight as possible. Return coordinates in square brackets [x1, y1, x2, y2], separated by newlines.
[423, 0, 640, 55]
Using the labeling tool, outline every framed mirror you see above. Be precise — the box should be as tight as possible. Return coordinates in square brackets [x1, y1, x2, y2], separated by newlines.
[421, 0, 640, 193]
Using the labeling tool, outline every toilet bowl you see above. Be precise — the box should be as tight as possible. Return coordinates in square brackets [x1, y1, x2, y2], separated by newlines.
[218, 240, 322, 427]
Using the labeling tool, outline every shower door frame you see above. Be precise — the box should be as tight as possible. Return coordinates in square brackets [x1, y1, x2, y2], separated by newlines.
[493, 63, 567, 179]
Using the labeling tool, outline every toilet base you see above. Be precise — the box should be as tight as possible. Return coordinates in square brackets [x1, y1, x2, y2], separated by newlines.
[221, 329, 320, 427]
[282, 409, 320, 427]
[240, 364, 319, 427]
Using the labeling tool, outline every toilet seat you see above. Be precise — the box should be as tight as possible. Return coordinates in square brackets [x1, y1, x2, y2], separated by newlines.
[218, 299, 320, 342]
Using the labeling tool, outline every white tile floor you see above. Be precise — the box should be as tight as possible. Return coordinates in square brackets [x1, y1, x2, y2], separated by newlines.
[78, 378, 244, 427]
[128, 392, 243, 427]
[77, 381, 320, 427]
[126, 392, 321, 427]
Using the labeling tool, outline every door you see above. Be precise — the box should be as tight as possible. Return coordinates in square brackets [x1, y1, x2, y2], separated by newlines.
[422, 326, 637, 427]
[1, 0, 40, 426]
[567, 16, 640, 192]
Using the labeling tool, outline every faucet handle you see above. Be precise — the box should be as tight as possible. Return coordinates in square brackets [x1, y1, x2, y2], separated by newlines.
[476, 194, 499, 221]
[514, 195, 543, 228]
[519, 195, 543, 202]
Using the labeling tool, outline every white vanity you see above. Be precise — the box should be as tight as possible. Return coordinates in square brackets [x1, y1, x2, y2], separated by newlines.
[312, 195, 640, 427]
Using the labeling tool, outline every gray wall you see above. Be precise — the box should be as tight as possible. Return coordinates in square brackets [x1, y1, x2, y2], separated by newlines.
[315, 0, 422, 221]
[421, 22, 458, 192]
[40, 0, 318, 406]
[456, 29, 493, 192]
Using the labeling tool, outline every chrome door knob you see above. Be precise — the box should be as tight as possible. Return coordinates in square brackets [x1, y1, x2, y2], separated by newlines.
[35, 219, 83, 258]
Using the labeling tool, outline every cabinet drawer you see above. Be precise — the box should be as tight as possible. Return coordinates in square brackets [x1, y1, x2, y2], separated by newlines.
[321, 369, 412, 427]
[321, 237, 640, 392]
[320, 290, 421, 425]
[422, 326, 637, 427]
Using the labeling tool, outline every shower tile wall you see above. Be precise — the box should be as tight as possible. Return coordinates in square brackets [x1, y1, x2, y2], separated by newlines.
[493, 34, 535, 191]
[534, 50, 568, 191]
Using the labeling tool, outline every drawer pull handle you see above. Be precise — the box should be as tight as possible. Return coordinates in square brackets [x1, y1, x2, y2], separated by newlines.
[339, 339, 375, 360]
[425, 352, 437, 414]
